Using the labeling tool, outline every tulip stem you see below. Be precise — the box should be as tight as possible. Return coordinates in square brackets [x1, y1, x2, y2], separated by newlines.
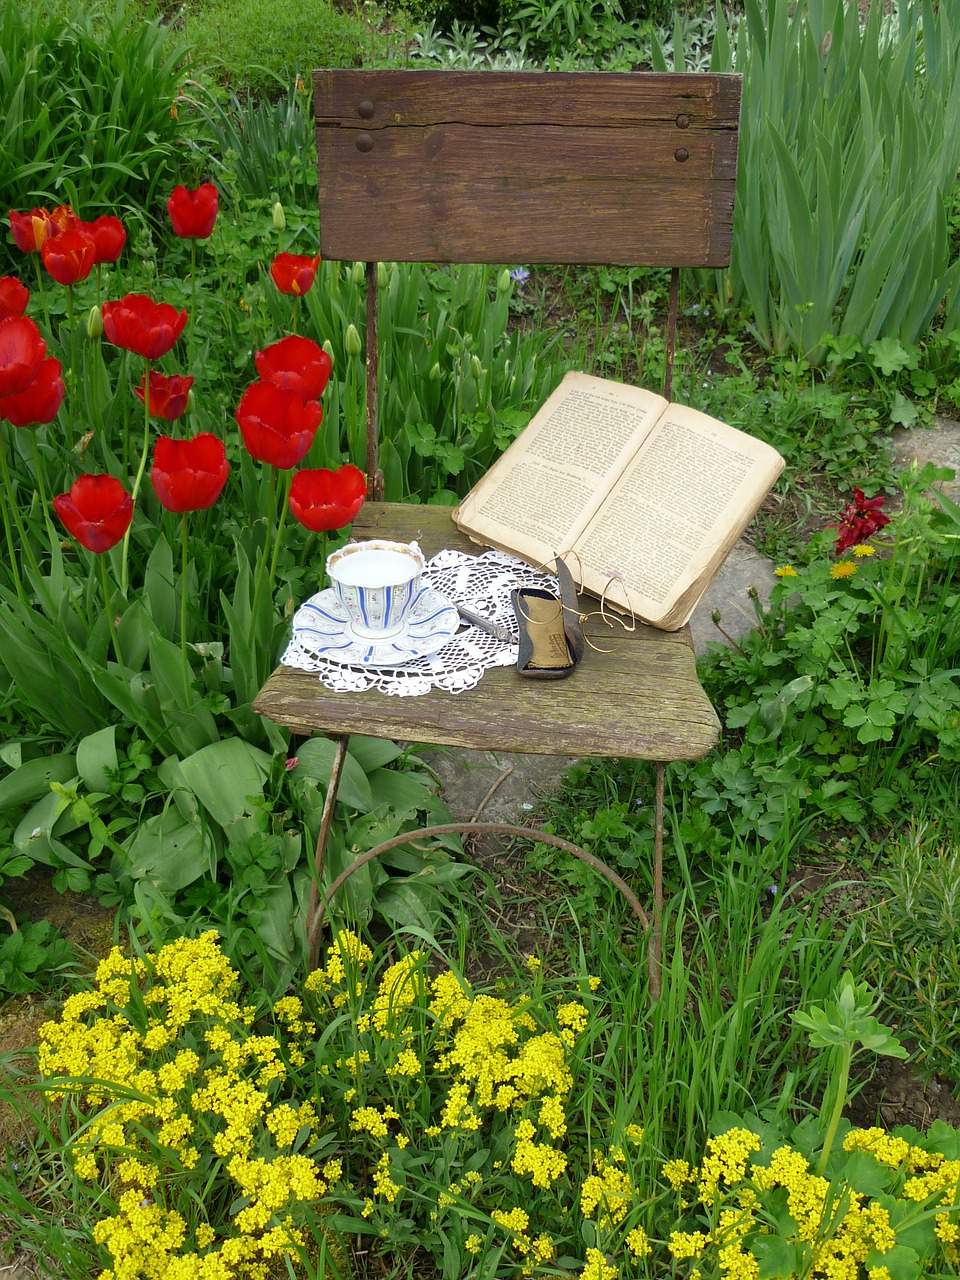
[99, 554, 124, 672]
[180, 512, 191, 699]
[189, 241, 197, 373]
[250, 467, 278, 632]
[65, 284, 76, 451]
[30, 430, 49, 515]
[120, 360, 152, 597]
[268, 471, 292, 595]
[0, 429, 24, 602]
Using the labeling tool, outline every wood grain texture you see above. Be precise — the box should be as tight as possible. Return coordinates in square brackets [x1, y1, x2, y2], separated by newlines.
[253, 505, 720, 762]
[313, 69, 741, 266]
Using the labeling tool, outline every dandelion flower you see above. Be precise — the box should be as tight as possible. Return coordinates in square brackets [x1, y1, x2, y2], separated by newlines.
[852, 543, 876, 557]
[774, 565, 798, 577]
[830, 560, 857, 579]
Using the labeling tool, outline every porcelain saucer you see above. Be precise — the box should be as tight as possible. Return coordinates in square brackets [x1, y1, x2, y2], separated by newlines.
[293, 585, 459, 667]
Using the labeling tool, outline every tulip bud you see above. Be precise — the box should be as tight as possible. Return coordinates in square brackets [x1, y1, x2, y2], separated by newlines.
[186, 388, 195, 412]
[272, 201, 286, 231]
[377, 261, 389, 289]
[351, 261, 365, 285]
[497, 267, 511, 293]
[428, 362, 441, 382]
[322, 338, 335, 364]
[86, 304, 103, 339]
[344, 323, 362, 357]
[470, 355, 483, 379]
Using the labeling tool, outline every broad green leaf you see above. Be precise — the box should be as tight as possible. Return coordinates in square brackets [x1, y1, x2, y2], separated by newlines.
[293, 739, 374, 812]
[123, 805, 213, 891]
[347, 737, 403, 771]
[752, 1234, 800, 1280]
[76, 726, 118, 794]
[0, 754, 78, 810]
[178, 738, 272, 828]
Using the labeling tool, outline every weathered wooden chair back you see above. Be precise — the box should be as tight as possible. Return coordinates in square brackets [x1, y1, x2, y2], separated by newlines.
[313, 69, 742, 490]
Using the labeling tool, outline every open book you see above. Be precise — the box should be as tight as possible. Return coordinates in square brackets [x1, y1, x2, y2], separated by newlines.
[454, 372, 785, 631]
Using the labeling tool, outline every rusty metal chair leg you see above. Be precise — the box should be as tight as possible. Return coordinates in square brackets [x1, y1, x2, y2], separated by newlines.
[305, 734, 349, 970]
[305, 819, 664, 999]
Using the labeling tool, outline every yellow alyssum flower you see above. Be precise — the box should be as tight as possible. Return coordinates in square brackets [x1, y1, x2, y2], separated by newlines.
[663, 1157, 695, 1191]
[697, 1128, 761, 1204]
[626, 1226, 650, 1258]
[350, 1104, 399, 1139]
[580, 1159, 634, 1228]
[583, 1246, 617, 1280]
[669, 1230, 709, 1259]
[492, 1207, 530, 1235]
[512, 1136, 568, 1188]
[465, 1234, 484, 1254]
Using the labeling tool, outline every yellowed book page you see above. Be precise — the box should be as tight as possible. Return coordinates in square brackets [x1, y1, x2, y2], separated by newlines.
[454, 371, 667, 565]
[574, 404, 785, 627]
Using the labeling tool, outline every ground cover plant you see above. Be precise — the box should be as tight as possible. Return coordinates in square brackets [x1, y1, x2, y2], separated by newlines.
[5, 0, 960, 1277]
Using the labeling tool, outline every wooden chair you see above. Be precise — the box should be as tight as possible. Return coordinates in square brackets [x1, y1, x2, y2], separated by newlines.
[253, 69, 741, 992]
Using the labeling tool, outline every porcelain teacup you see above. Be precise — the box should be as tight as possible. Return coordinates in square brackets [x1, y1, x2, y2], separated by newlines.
[326, 539, 426, 638]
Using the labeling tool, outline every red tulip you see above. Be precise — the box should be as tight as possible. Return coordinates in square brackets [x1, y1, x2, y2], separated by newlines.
[0, 357, 64, 426]
[86, 215, 126, 265]
[269, 252, 320, 297]
[255, 335, 332, 400]
[289, 464, 366, 532]
[167, 184, 219, 240]
[102, 294, 188, 359]
[151, 433, 229, 513]
[0, 276, 29, 321]
[135, 371, 194, 420]
[53, 474, 134, 553]
[0, 316, 46, 396]
[235, 380, 322, 470]
[8, 208, 53, 254]
[41, 224, 96, 286]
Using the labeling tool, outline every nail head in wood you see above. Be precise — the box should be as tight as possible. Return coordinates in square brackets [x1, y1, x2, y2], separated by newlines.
[676, 113, 690, 128]
[356, 132, 374, 153]
[358, 99, 375, 119]
[674, 147, 690, 162]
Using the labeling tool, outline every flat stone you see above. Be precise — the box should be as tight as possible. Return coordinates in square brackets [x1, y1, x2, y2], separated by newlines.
[891, 414, 960, 497]
[687, 537, 776, 656]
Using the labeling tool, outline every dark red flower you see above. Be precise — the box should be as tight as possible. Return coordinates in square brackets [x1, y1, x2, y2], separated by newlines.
[255, 335, 332, 400]
[41, 224, 96, 286]
[167, 184, 219, 240]
[289, 464, 366, 532]
[151, 433, 230, 513]
[8, 208, 53, 254]
[0, 357, 64, 426]
[135, 371, 194, 421]
[269, 252, 320, 297]
[235, 381, 322, 470]
[0, 316, 46, 396]
[0, 276, 29, 321]
[53, 474, 134, 553]
[834, 487, 891, 555]
[102, 294, 188, 359]
[86, 215, 126, 265]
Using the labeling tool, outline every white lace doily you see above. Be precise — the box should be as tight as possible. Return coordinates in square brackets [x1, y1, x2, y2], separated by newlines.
[281, 549, 558, 696]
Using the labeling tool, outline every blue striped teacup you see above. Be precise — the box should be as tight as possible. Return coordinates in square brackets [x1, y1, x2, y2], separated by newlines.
[326, 539, 426, 638]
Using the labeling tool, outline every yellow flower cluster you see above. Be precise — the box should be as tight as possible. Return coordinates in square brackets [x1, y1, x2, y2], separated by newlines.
[38, 933, 341, 1280]
[580, 1149, 637, 1229]
[664, 1126, 960, 1279]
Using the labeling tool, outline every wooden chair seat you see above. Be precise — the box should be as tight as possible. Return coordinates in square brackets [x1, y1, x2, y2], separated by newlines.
[254, 503, 719, 758]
